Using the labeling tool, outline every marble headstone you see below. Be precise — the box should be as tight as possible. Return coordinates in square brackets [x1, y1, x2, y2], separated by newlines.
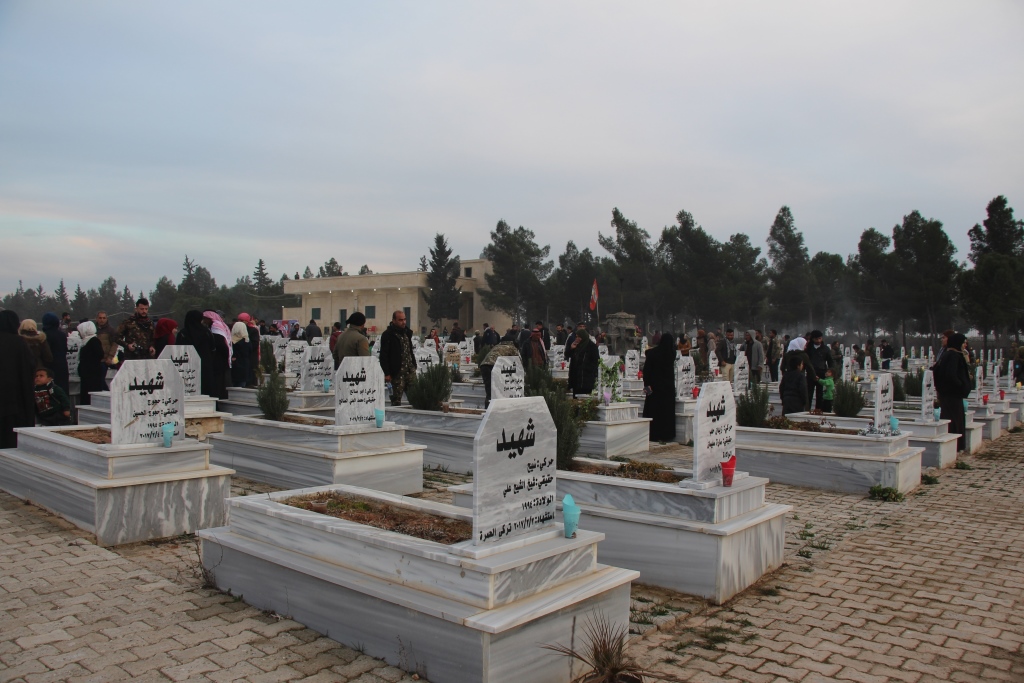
[285, 341, 307, 374]
[158, 344, 201, 397]
[872, 373, 895, 429]
[411, 336, 421, 349]
[310, 337, 325, 346]
[843, 346, 852, 358]
[597, 358, 621, 400]
[298, 345, 334, 392]
[491, 356, 525, 399]
[842, 356, 853, 382]
[422, 338, 437, 354]
[334, 357, 385, 425]
[66, 332, 82, 382]
[444, 343, 461, 367]
[921, 370, 936, 422]
[708, 350, 720, 376]
[733, 354, 749, 393]
[927, 347, 934, 361]
[551, 344, 566, 371]
[640, 337, 649, 355]
[598, 344, 609, 360]
[691, 380, 736, 483]
[472, 396, 557, 545]
[110, 359, 185, 446]
[675, 353, 695, 400]
[991, 364, 1000, 388]
[414, 348, 437, 375]
[1009, 359, 1015, 390]
[624, 350, 640, 380]
[900, 346, 906, 359]
[272, 337, 289, 368]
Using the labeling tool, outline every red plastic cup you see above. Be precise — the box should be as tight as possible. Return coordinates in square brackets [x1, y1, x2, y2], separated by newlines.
[721, 456, 736, 487]
[1000, 390, 1005, 400]
[691, 387, 700, 399]
[983, 394, 989, 404]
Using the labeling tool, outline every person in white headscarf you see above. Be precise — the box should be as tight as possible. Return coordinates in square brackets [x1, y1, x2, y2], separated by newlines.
[76, 321, 107, 404]
[782, 336, 816, 413]
[230, 321, 251, 388]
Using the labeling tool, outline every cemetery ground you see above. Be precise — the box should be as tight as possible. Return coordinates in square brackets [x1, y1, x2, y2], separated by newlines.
[1, 434, 1023, 682]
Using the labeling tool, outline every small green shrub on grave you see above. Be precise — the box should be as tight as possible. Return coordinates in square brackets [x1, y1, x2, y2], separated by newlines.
[736, 384, 770, 428]
[473, 344, 491, 366]
[904, 369, 924, 397]
[256, 368, 289, 421]
[922, 474, 940, 485]
[955, 460, 973, 470]
[260, 339, 277, 375]
[524, 364, 556, 397]
[868, 485, 904, 502]
[405, 363, 453, 411]
[892, 374, 907, 401]
[832, 380, 866, 417]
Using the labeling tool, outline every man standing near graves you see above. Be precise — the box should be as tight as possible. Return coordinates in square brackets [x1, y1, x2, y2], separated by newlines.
[115, 298, 155, 361]
[479, 341, 520, 408]
[806, 330, 833, 410]
[447, 322, 466, 343]
[520, 326, 548, 370]
[716, 329, 738, 381]
[562, 322, 587, 353]
[555, 323, 568, 345]
[94, 311, 119, 368]
[379, 310, 416, 407]
[333, 312, 370, 369]
[481, 323, 500, 347]
[933, 333, 972, 452]
[744, 329, 765, 386]
[304, 318, 322, 344]
[766, 329, 782, 382]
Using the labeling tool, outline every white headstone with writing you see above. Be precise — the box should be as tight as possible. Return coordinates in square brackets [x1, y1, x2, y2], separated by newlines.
[900, 346, 906, 359]
[1009, 359, 1015, 390]
[872, 373, 895, 429]
[273, 337, 289, 368]
[299, 345, 334, 392]
[414, 348, 437, 375]
[675, 353, 696, 400]
[640, 337, 649, 355]
[708, 350, 720, 375]
[691, 381, 736, 483]
[624, 350, 640, 380]
[158, 345, 201, 396]
[472, 396, 557, 545]
[491, 356, 525, 399]
[921, 370, 936, 422]
[551, 345, 566, 370]
[411, 336, 421, 349]
[66, 332, 82, 382]
[444, 343, 461, 367]
[110, 359, 185, 446]
[310, 337, 325, 346]
[284, 341, 307, 374]
[991, 363, 999, 388]
[842, 356, 853, 382]
[334, 357, 385, 425]
[372, 339, 380, 358]
[422, 338, 437, 354]
[733, 354, 749, 393]
[844, 346, 852, 358]
[598, 344, 609, 360]
[927, 347, 934, 361]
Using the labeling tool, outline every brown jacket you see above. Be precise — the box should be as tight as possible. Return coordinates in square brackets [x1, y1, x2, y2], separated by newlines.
[332, 326, 370, 368]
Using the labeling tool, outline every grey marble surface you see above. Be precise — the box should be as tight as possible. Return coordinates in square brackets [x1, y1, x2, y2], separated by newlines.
[109, 359, 186, 446]
[385, 407, 483, 434]
[221, 414, 407, 452]
[593, 403, 639, 422]
[299, 345, 334, 392]
[208, 433, 423, 495]
[736, 426, 911, 456]
[579, 418, 650, 458]
[693, 381, 737, 482]
[734, 442, 922, 493]
[491, 356, 525, 399]
[158, 344, 201, 396]
[334, 357, 386, 425]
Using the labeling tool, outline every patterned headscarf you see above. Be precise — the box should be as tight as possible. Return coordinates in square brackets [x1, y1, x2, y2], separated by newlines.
[204, 311, 234, 367]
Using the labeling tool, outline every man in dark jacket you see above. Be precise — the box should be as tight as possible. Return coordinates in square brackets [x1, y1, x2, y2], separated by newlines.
[304, 319, 322, 344]
[333, 313, 370, 369]
[933, 333, 973, 452]
[378, 310, 416, 406]
[447, 322, 466, 343]
[41, 312, 70, 394]
[520, 327, 548, 370]
[482, 323, 500, 347]
[115, 298, 155, 361]
[805, 330, 833, 410]
[0, 310, 37, 449]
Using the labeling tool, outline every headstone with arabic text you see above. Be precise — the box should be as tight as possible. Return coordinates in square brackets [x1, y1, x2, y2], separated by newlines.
[842, 356, 853, 382]
[66, 332, 82, 382]
[691, 381, 736, 483]
[298, 345, 334, 392]
[110, 359, 185, 446]
[414, 348, 437, 375]
[310, 337, 324, 346]
[472, 396, 557, 545]
[872, 373, 895, 429]
[284, 341, 307, 374]
[675, 352, 695, 400]
[624, 350, 640, 380]
[273, 337, 289, 368]
[334, 357, 385, 425]
[158, 345, 201, 396]
[708, 350, 720, 376]
[733, 354, 749, 393]
[491, 356, 525, 400]
[921, 370, 936, 422]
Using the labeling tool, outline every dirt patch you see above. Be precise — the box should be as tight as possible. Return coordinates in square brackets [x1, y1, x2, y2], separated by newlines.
[56, 427, 111, 444]
[765, 416, 860, 435]
[280, 491, 472, 544]
[448, 407, 484, 415]
[572, 460, 682, 484]
[279, 414, 332, 426]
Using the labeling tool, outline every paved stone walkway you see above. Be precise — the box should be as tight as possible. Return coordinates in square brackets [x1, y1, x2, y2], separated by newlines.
[3, 432, 1024, 681]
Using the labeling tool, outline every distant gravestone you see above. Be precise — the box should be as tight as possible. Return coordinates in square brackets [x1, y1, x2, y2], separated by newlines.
[334, 357, 385, 425]
[551, 345, 566, 371]
[272, 337, 289, 368]
[640, 337, 649, 355]
[900, 346, 906, 359]
[110, 359, 185, 446]
[491, 356, 525, 400]
[66, 332, 82, 382]
[444, 343, 461, 367]
[844, 346, 852, 359]
[675, 353, 696, 400]
[927, 347, 934, 362]
[422, 338, 437, 354]
[708, 350, 720, 376]
[310, 337, 325, 346]
[1009, 359, 1015, 390]
[414, 348, 437, 375]
[598, 345, 609, 360]
[411, 336, 421, 349]
[842, 356, 853, 382]
[159, 344, 201, 396]
[597, 358, 621, 401]
[733, 355, 749, 393]
[284, 341, 307, 374]
[921, 370, 936, 422]
[691, 381, 736, 483]
[872, 373, 895, 429]
[298, 345, 334, 392]
[624, 350, 640, 380]
[472, 396, 557, 545]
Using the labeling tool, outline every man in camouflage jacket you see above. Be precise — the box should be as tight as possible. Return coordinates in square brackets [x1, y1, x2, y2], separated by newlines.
[116, 298, 155, 361]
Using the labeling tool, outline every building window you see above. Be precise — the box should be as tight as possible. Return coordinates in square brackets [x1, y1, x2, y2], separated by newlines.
[338, 309, 347, 325]
[311, 307, 321, 320]
[364, 305, 376, 319]
[464, 267, 472, 278]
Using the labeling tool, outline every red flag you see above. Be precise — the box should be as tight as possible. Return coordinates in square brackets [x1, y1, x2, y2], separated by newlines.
[589, 279, 599, 311]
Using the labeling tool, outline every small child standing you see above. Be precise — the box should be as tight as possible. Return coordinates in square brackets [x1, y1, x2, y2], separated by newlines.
[34, 368, 72, 426]
[818, 368, 836, 413]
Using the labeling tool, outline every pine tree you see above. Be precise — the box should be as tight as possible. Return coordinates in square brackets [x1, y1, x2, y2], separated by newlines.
[318, 258, 345, 277]
[766, 206, 811, 326]
[55, 279, 70, 310]
[252, 259, 273, 294]
[968, 196, 1024, 262]
[70, 284, 89, 320]
[423, 233, 461, 325]
[303, 266, 314, 279]
[479, 221, 552, 324]
[358, 264, 373, 275]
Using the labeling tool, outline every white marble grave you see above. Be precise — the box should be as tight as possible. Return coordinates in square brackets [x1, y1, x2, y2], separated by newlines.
[708, 350, 720, 375]
[110, 359, 185, 446]
[272, 337, 289, 368]
[675, 353, 696, 400]
[624, 350, 640, 380]
[921, 370, 936, 422]
[66, 332, 82, 382]
[334, 357, 385, 425]
[733, 355, 749, 393]
[159, 344, 201, 396]
[284, 340, 307, 374]
[872, 373, 895, 429]
[414, 348, 437, 375]
[490, 356, 525, 400]
[689, 381, 736, 485]
[298, 345, 333, 392]
[842, 356, 853, 382]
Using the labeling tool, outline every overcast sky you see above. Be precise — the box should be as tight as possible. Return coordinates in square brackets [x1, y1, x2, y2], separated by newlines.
[1, 1, 1022, 299]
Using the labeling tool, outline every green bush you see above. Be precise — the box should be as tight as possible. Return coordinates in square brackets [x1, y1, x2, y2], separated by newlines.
[736, 384, 770, 428]
[832, 380, 865, 417]
[256, 368, 290, 421]
[405, 363, 452, 411]
[892, 373, 907, 402]
[868, 485, 904, 502]
[904, 369, 924, 397]
[473, 344, 492, 366]
[260, 339, 277, 375]
[524, 364, 557, 397]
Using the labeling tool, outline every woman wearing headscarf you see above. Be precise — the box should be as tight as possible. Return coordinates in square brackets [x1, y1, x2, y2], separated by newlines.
[566, 329, 599, 399]
[782, 337, 816, 413]
[18, 319, 53, 371]
[177, 310, 218, 398]
[933, 333, 973, 452]
[1015, 346, 1024, 386]
[41, 313, 69, 394]
[152, 318, 178, 357]
[203, 311, 231, 399]
[0, 310, 37, 448]
[642, 333, 677, 442]
[230, 321, 251, 388]
[75, 321, 107, 405]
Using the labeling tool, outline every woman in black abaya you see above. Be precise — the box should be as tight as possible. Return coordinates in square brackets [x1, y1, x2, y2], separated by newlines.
[642, 333, 677, 443]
